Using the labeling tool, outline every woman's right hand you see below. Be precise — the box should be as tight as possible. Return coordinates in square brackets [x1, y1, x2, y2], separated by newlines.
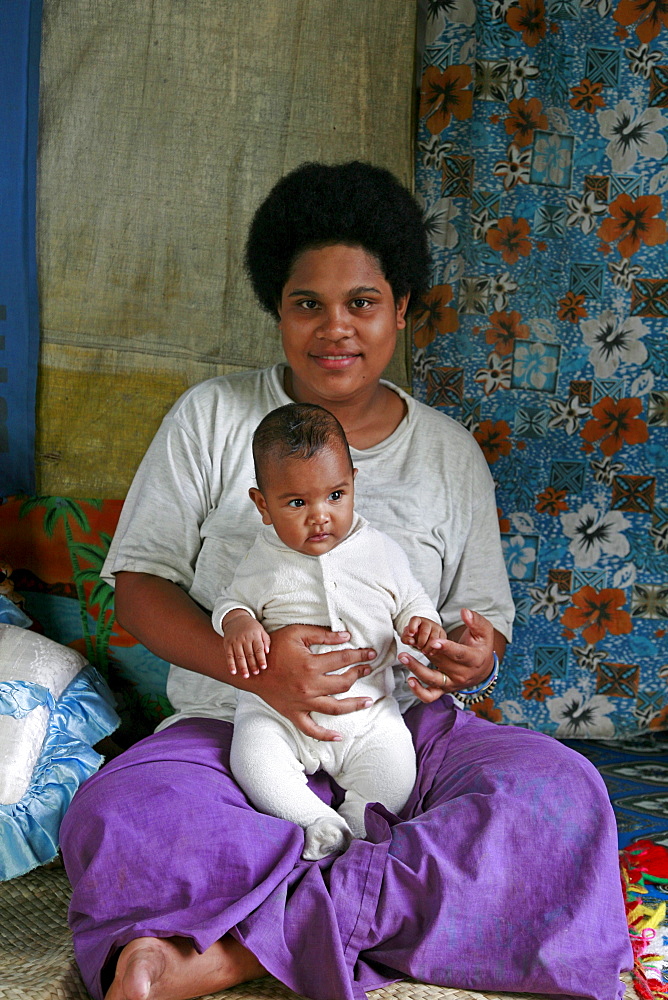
[250, 624, 377, 741]
[114, 574, 376, 743]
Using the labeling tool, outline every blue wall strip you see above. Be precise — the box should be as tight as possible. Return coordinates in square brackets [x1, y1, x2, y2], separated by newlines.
[0, 0, 43, 495]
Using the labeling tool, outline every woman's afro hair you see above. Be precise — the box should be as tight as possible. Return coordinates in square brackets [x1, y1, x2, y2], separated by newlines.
[244, 161, 431, 319]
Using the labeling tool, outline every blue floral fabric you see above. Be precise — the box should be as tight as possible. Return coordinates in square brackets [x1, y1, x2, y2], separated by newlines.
[414, 0, 667, 738]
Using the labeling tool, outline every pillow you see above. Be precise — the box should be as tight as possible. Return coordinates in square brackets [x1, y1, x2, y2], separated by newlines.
[0, 593, 32, 629]
[0, 624, 120, 880]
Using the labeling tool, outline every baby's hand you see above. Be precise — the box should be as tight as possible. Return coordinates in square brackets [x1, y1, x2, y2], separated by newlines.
[221, 610, 271, 678]
[401, 617, 447, 656]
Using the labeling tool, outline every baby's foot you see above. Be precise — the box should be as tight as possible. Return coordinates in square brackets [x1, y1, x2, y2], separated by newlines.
[302, 816, 352, 860]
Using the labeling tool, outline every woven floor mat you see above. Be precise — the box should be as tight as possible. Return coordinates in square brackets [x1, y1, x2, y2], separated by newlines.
[0, 866, 638, 1000]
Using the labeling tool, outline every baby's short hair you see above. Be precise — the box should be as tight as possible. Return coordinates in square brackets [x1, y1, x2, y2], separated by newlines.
[252, 403, 352, 491]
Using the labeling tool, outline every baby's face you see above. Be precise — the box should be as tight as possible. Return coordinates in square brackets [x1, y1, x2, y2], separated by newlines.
[250, 445, 356, 555]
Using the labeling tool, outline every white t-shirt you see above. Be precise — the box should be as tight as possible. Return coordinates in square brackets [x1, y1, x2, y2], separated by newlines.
[102, 364, 514, 728]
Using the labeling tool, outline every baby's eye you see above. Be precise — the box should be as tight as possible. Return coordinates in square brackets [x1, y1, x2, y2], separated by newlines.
[329, 491, 343, 502]
[287, 499, 305, 508]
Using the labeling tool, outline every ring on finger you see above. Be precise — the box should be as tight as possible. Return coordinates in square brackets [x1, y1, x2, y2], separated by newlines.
[439, 671, 447, 689]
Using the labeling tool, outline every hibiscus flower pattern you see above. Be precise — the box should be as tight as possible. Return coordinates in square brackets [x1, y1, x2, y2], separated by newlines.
[580, 310, 648, 377]
[486, 215, 533, 262]
[569, 78, 606, 113]
[413, 284, 459, 348]
[419, 64, 473, 134]
[614, 0, 668, 43]
[597, 193, 668, 256]
[561, 504, 631, 567]
[547, 688, 616, 738]
[484, 309, 530, 354]
[561, 586, 633, 644]
[597, 101, 668, 172]
[522, 671, 555, 700]
[557, 291, 588, 322]
[580, 395, 649, 455]
[504, 97, 549, 145]
[415, 1, 668, 736]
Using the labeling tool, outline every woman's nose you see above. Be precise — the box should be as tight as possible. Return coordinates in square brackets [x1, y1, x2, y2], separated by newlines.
[315, 305, 353, 338]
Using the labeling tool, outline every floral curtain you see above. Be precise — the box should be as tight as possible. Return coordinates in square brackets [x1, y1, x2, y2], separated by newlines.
[414, 0, 668, 738]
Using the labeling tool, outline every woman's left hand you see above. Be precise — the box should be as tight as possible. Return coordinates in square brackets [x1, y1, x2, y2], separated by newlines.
[399, 607, 503, 704]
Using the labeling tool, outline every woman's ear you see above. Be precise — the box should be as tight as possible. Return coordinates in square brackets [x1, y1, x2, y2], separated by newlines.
[249, 488, 273, 525]
[395, 293, 410, 331]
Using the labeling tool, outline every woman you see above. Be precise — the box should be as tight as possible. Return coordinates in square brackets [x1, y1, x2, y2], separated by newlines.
[61, 162, 631, 1000]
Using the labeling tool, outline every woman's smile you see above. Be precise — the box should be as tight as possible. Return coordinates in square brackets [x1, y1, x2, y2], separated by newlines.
[309, 352, 362, 369]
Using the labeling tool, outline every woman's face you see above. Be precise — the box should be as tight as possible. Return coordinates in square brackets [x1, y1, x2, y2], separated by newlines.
[277, 244, 409, 407]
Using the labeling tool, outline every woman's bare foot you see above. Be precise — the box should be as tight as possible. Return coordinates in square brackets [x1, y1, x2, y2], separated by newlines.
[104, 934, 266, 1000]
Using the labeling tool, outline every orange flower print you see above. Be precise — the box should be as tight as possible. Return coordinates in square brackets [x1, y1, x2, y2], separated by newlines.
[522, 672, 554, 701]
[497, 507, 511, 533]
[580, 395, 649, 456]
[504, 97, 548, 147]
[486, 216, 532, 265]
[474, 419, 512, 463]
[506, 0, 548, 46]
[412, 284, 459, 348]
[535, 487, 568, 515]
[614, 0, 668, 43]
[557, 291, 588, 323]
[650, 705, 668, 730]
[470, 697, 503, 723]
[569, 78, 605, 113]
[597, 194, 668, 258]
[561, 586, 632, 645]
[484, 310, 530, 355]
[420, 64, 473, 135]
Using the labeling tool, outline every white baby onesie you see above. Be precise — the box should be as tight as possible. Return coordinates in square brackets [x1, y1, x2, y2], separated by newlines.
[212, 513, 441, 859]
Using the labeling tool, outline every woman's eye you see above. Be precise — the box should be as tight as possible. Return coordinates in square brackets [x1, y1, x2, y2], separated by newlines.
[298, 299, 318, 310]
[288, 499, 305, 508]
[329, 491, 343, 502]
[351, 298, 371, 309]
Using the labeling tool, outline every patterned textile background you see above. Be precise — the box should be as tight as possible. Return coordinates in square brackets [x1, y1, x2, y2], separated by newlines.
[36, 0, 417, 498]
[414, 0, 668, 738]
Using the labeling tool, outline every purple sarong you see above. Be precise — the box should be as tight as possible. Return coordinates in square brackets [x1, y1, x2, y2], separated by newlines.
[61, 698, 632, 1000]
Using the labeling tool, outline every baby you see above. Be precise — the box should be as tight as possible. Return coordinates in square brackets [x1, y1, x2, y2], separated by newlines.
[212, 403, 447, 861]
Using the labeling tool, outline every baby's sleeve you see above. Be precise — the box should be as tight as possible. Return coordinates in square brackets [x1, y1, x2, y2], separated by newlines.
[211, 592, 257, 636]
[210, 542, 264, 635]
[377, 531, 442, 635]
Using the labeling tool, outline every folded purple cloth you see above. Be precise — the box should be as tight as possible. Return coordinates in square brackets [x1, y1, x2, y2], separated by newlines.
[61, 698, 632, 1000]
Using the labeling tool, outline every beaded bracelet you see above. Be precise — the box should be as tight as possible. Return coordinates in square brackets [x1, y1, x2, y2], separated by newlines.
[456, 652, 500, 706]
